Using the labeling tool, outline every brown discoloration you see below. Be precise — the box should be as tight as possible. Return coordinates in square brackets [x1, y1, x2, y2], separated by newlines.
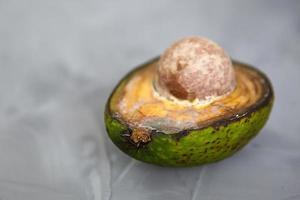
[106, 57, 274, 140]
[130, 128, 151, 145]
[119, 126, 152, 148]
[155, 36, 236, 101]
[164, 72, 190, 99]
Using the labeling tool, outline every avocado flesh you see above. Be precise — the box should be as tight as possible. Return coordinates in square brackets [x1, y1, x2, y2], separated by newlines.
[105, 58, 274, 167]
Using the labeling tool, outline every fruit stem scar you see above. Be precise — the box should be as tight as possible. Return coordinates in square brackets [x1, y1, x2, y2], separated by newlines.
[130, 128, 151, 144]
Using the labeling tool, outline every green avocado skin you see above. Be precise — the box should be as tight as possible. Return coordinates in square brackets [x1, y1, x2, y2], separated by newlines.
[105, 99, 273, 167]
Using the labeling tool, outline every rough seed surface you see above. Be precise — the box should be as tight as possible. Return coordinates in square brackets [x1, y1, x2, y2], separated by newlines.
[155, 36, 236, 101]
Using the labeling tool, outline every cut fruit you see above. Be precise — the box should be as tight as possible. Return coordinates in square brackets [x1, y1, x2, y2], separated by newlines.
[104, 57, 274, 167]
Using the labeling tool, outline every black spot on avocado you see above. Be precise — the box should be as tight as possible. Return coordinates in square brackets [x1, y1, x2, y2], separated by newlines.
[231, 145, 238, 151]
[174, 130, 189, 141]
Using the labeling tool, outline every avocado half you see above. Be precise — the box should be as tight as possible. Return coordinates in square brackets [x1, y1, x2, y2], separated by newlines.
[105, 57, 274, 167]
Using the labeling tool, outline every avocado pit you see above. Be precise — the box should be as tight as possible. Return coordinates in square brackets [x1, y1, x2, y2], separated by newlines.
[155, 36, 236, 101]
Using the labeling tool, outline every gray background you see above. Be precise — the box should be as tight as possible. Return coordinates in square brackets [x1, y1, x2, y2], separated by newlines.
[0, 0, 299, 200]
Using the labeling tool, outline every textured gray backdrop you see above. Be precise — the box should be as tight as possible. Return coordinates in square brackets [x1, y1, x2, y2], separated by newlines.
[0, 0, 299, 200]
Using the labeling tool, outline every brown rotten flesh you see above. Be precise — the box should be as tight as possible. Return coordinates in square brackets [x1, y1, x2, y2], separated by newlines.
[110, 59, 267, 134]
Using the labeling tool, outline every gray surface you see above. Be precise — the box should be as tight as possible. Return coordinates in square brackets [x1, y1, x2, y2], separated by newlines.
[0, 0, 300, 200]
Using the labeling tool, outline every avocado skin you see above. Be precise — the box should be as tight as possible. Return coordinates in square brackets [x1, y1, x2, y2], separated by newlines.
[104, 59, 274, 167]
